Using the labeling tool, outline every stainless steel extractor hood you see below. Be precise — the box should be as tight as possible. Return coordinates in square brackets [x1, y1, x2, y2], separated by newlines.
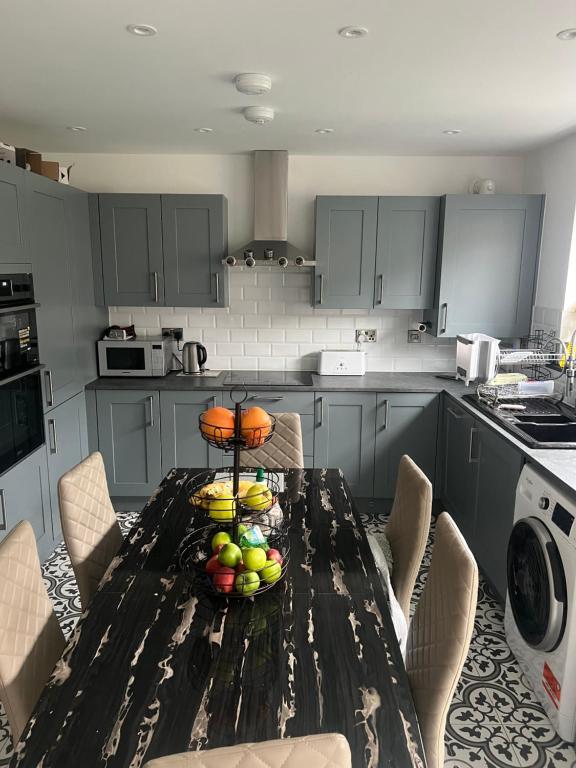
[225, 150, 315, 269]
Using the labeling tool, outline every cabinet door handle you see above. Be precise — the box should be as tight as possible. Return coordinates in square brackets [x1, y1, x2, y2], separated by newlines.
[380, 399, 390, 431]
[247, 395, 284, 402]
[317, 396, 325, 427]
[468, 426, 480, 463]
[44, 369, 54, 407]
[151, 272, 159, 303]
[446, 406, 466, 420]
[0, 490, 6, 532]
[440, 302, 448, 335]
[147, 395, 155, 428]
[376, 274, 384, 305]
[48, 418, 57, 454]
[215, 273, 220, 303]
[318, 274, 324, 305]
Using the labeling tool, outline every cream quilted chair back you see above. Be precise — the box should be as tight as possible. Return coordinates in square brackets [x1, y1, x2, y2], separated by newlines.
[0, 520, 65, 745]
[386, 455, 433, 620]
[58, 451, 123, 611]
[406, 512, 478, 768]
[143, 734, 352, 768]
[239, 413, 304, 469]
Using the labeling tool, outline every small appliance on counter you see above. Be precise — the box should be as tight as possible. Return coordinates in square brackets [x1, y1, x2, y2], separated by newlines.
[456, 333, 500, 386]
[318, 349, 366, 376]
[97, 337, 171, 377]
[180, 341, 208, 375]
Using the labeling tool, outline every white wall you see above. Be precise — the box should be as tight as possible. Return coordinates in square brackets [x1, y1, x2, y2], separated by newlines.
[49, 151, 525, 371]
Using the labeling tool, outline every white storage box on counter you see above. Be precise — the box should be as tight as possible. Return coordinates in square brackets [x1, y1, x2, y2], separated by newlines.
[318, 349, 366, 376]
[456, 333, 500, 385]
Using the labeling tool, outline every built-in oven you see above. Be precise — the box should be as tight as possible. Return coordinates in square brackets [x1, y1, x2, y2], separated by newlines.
[0, 274, 44, 474]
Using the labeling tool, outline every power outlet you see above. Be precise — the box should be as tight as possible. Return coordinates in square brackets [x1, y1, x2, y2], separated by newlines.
[355, 329, 377, 343]
[162, 327, 183, 342]
[407, 330, 422, 344]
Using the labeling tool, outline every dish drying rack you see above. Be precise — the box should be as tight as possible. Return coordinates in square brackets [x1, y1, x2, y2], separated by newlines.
[477, 331, 568, 407]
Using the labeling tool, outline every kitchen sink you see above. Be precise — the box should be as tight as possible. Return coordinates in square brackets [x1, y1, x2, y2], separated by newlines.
[462, 394, 576, 449]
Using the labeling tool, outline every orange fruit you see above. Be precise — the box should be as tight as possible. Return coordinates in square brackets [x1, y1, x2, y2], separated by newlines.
[200, 407, 235, 443]
[240, 406, 272, 448]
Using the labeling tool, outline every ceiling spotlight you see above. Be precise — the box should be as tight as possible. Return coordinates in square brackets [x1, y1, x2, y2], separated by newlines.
[235, 73, 272, 95]
[194, 127, 213, 133]
[315, 128, 334, 134]
[126, 24, 157, 37]
[557, 28, 576, 40]
[338, 26, 368, 39]
[243, 106, 275, 125]
[443, 129, 462, 135]
[67, 126, 87, 132]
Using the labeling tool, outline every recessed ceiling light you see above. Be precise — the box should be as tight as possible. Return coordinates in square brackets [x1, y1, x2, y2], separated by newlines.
[315, 128, 334, 134]
[443, 129, 462, 135]
[67, 126, 87, 132]
[338, 26, 368, 39]
[194, 127, 213, 133]
[557, 28, 576, 40]
[126, 24, 157, 37]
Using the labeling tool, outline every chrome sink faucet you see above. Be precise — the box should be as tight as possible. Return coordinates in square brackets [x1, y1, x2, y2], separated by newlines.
[566, 329, 576, 396]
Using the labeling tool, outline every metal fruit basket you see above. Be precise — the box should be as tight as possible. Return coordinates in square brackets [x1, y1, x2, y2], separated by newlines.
[198, 410, 276, 451]
[186, 468, 282, 520]
[178, 522, 289, 598]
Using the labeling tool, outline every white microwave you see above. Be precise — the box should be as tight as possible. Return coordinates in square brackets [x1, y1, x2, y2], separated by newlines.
[97, 338, 171, 377]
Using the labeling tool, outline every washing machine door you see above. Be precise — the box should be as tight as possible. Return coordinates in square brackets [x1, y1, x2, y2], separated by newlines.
[507, 517, 567, 652]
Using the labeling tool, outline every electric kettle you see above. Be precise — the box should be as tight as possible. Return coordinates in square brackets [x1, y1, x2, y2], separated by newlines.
[181, 341, 207, 374]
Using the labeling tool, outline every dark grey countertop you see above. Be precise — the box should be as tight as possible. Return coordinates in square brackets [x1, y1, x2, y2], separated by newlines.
[86, 370, 576, 496]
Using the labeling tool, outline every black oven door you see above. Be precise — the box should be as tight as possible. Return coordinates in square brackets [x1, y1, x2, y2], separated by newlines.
[0, 371, 44, 474]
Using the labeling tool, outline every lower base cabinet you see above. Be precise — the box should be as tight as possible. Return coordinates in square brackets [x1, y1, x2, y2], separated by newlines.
[160, 391, 223, 474]
[442, 398, 479, 542]
[45, 392, 89, 541]
[96, 390, 162, 497]
[0, 447, 52, 561]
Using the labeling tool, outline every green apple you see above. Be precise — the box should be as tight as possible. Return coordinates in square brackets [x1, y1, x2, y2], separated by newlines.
[211, 531, 231, 552]
[241, 546, 267, 572]
[237, 523, 248, 536]
[218, 542, 242, 568]
[235, 570, 260, 595]
[260, 560, 282, 584]
[243, 482, 273, 511]
[209, 497, 236, 522]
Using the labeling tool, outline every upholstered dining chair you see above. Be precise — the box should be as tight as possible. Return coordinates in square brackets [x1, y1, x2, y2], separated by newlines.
[142, 733, 352, 768]
[239, 412, 304, 469]
[58, 451, 123, 611]
[374, 454, 433, 621]
[0, 520, 66, 745]
[405, 512, 479, 768]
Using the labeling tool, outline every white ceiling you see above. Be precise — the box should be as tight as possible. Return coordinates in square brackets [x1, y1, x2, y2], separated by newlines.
[1, 0, 576, 155]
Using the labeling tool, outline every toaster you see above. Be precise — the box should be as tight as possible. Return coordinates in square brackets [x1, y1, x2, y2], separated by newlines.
[318, 349, 366, 376]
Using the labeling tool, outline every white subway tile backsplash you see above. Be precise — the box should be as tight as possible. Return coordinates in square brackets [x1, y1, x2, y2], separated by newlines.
[110, 272, 456, 372]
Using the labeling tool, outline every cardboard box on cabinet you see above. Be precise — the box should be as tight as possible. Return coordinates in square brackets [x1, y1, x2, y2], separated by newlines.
[15, 148, 42, 173]
[40, 160, 59, 181]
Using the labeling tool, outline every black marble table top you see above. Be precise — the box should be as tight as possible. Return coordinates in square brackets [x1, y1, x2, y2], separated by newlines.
[12, 469, 426, 768]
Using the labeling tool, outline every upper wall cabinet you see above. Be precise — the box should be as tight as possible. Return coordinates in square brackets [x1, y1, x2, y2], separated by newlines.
[95, 194, 228, 307]
[314, 196, 439, 310]
[0, 163, 27, 263]
[423, 194, 544, 338]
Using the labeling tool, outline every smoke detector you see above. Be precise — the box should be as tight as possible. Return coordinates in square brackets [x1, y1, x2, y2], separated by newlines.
[235, 73, 272, 95]
[244, 106, 275, 125]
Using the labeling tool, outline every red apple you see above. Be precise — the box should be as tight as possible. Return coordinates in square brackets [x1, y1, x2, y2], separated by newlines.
[213, 567, 235, 593]
[205, 554, 222, 575]
[267, 548, 283, 565]
[236, 561, 247, 573]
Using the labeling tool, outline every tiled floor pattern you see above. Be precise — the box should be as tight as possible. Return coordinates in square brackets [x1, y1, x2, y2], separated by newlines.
[0, 509, 575, 766]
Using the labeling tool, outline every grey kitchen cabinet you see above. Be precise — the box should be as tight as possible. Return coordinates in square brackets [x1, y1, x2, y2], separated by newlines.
[0, 447, 52, 561]
[374, 393, 439, 498]
[223, 390, 315, 464]
[162, 196, 228, 307]
[160, 391, 223, 475]
[0, 163, 27, 263]
[314, 197, 378, 309]
[424, 194, 544, 338]
[26, 174, 78, 410]
[313, 392, 376, 496]
[375, 197, 439, 310]
[474, 423, 523, 600]
[441, 397, 479, 542]
[45, 392, 88, 542]
[99, 194, 165, 307]
[96, 390, 162, 497]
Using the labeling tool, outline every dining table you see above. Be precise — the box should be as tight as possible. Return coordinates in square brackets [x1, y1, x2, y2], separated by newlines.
[11, 467, 426, 768]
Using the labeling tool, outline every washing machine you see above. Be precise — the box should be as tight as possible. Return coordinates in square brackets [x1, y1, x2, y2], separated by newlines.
[505, 463, 576, 742]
